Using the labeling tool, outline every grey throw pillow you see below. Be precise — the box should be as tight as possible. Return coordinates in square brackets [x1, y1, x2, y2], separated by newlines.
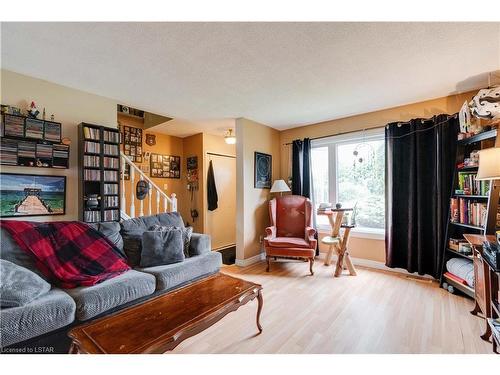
[149, 225, 193, 258]
[0, 259, 51, 308]
[140, 228, 185, 268]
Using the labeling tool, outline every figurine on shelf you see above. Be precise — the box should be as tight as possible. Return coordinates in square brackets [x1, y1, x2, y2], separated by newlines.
[50, 114, 55, 121]
[27, 101, 40, 118]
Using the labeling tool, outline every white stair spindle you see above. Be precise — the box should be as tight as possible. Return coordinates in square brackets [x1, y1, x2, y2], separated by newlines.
[170, 193, 177, 212]
[148, 182, 152, 215]
[121, 156, 126, 215]
[139, 175, 144, 216]
[156, 189, 160, 214]
[130, 166, 135, 218]
[164, 196, 168, 213]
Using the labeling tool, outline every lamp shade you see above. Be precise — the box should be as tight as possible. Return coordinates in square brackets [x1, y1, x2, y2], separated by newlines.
[270, 179, 291, 193]
[476, 147, 500, 180]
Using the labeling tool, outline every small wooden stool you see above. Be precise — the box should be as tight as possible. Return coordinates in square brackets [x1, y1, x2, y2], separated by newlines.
[319, 208, 357, 277]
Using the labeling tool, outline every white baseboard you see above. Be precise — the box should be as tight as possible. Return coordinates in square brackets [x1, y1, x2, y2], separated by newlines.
[235, 252, 266, 267]
[325, 254, 434, 279]
[236, 252, 433, 280]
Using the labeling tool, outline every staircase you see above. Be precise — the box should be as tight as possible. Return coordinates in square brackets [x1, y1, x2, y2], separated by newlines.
[120, 152, 177, 219]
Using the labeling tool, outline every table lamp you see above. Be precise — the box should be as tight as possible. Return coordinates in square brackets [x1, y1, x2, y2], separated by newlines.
[270, 179, 291, 196]
[476, 147, 500, 181]
[476, 146, 500, 245]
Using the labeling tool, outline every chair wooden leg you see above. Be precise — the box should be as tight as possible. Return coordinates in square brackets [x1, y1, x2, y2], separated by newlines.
[344, 252, 357, 276]
[266, 256, 271, 272]
[309, 257, 314, 275]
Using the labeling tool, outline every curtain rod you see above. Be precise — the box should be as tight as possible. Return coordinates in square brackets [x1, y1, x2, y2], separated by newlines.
[283, 113, 457, 146]
[283, 125, 385, 146]
[206, 152, 236, 159]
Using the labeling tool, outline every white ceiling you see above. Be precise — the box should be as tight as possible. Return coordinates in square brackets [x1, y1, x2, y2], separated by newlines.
[1, 22, 499, 134]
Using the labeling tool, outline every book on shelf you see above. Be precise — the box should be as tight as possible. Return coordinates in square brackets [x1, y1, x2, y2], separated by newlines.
[103, 129, 119, 143]
[84, 155, 101, 168]
[103, 183, 118, 194]
[0, 138, 18, 165]
[457, 171, 490, 196]
[83, 126, 100, 140]
[43, 121, 61, 142]
[444, 272, 469, 286]
[104, 196, 119, 208]
[450, 197, 487, 228]
[103, 143, 118, 156]
[84, 210, 101, 223]
[103, 170, 118, 182]
[25, 118, 44, 140]
[84, 141, 101, 153]
[3, 114, 25, 137]
[103, 156, 119, 169]
[103, 209, 119, 221]
[83, 169, 102, 181]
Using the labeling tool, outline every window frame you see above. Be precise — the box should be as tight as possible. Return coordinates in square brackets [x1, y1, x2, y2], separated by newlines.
[311, 128, 385, 240]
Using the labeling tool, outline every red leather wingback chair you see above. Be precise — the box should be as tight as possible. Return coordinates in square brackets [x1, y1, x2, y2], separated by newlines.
[264, 195, 317, 275]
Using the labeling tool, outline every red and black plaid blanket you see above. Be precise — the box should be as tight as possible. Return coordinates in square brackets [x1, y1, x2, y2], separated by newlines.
[0, 220, 130, 289]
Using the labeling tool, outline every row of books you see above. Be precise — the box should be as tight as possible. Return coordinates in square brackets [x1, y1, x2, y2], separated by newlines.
[84, 155, 101, 168]
[104, 196, 119, 208]
[104, 156, 119, 169]
[103, 143, 119, 156]
[1, 115, 62, 142]
[456, 171, 490, 196]
[83, 126, 100, 140]
[104, 170, 118, 182]
[84, 141, 100, 153]
[103, 209, 119, 221]
[104, 183, 118, 194]
[103, 130, 119, 143]
[84, 210, 101, 223]
[83, 169, 101, 181]
[450, 198, 487, 228]
[0, 138, 69, 168]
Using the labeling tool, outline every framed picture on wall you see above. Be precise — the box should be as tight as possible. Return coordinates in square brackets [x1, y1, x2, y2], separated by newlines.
[0, 173, 66, 217]
[254, 152, 272, 189]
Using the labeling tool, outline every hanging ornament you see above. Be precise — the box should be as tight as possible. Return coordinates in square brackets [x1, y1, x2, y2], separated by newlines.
[352, 141, 374, 168]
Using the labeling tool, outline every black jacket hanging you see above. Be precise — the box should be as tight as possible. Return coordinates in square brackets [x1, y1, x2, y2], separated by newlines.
[207, 160, 218, 211]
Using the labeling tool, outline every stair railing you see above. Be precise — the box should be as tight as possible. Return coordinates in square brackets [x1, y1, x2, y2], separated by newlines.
[120, 152, 177, 218]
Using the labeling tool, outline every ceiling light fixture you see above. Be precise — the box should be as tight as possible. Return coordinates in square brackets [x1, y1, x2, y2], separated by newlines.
[224, 129, 236, 144]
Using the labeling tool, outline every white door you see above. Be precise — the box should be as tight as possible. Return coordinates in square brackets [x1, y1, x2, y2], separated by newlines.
[206, 155, 236, 250]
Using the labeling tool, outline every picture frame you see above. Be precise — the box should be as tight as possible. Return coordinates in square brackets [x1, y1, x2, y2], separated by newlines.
[254, 152, 272, 189]
[0, 173, 66, 218]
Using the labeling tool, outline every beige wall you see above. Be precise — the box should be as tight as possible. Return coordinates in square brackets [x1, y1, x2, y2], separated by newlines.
[0, 69, 117, 221]
[236, 118, 280, 261]
[280, 91, 476, 263]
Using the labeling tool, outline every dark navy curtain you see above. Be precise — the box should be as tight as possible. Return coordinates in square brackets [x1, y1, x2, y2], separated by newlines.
[291, 138, 311, 198]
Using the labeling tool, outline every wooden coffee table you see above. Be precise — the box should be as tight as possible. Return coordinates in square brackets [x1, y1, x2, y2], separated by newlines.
[68, 273, 263, 353]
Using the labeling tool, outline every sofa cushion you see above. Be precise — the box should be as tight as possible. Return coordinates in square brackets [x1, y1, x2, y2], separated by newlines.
[188, 233, 211, 256]
[120, 212, 184, 238]
[139, 251, 222, 292]
[149, 224, 193, 258]
[0, 260, 51, 308]
[0, 228, 46, 279]
[0, 288, 76, 347]
[140, 228, 185, 268]
[88, 221, 124, 257]
[64, 270, 155, 321]
[268, 237, 310, 248]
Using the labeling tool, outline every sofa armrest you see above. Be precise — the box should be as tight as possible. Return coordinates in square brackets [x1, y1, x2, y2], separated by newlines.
[189, 233, 211, 256]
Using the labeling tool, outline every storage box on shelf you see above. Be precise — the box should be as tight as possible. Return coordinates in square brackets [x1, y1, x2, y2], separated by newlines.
[0, 113, 69, 169]
[78, 123, 121, 223]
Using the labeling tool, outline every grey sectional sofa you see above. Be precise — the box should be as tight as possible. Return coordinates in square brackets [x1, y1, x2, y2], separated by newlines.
[0, 212, 221, 352]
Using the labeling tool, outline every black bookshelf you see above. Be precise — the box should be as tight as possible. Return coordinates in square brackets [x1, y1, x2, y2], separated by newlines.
[440, 129, 500, 297]
[0, 113, 69, 169]
[78, 123, 121, 223]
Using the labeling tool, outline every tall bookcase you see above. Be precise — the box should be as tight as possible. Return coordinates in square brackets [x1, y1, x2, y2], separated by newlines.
[440, 129, 500, 297]
[78, 123, 121, 223]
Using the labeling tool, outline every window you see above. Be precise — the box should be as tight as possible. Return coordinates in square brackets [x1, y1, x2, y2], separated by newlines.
[311, 129, 385, 237]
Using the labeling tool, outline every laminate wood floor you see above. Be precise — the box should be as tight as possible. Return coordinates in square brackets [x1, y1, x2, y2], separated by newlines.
[171, 258, 491, 354]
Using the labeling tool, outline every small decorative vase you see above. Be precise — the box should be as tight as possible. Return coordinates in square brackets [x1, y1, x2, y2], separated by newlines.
[85, 194, 100, 208]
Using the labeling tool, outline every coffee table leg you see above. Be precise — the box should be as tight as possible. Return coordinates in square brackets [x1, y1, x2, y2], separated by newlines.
[256, 290, 263, 334]
[69, 342, 79, 354]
